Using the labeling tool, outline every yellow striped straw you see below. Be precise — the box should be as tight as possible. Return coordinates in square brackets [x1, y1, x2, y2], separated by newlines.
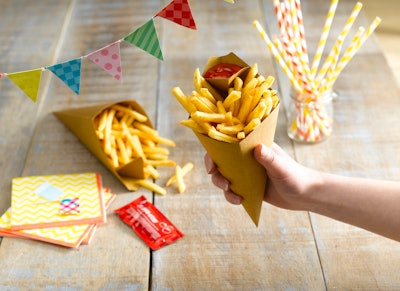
[325, 26, 365, 90]
[358, 16, 382, 47]
[253, 20, 302, 92]
[314, 2, 363, 88]
[273, 36, 295, 73]
[326, 16, 381, 88]
[310, 0, 339, 78]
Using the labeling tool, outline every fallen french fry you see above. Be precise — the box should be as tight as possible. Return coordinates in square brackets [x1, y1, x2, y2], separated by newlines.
[175, 166, 186, 193]
[166, 162, 194, 194]
[135, 179, 167, 195]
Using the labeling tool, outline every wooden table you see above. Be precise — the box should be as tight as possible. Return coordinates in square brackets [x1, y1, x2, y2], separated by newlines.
[1, 0, 399, 289]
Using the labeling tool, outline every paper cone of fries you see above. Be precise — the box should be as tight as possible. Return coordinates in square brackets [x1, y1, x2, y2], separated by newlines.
[173, 52, 280, 225]
[54, 100, 152, 190]
[195, 104, 279, 226]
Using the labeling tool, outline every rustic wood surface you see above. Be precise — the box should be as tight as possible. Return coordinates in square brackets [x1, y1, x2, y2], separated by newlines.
[0, 0, 399, 290]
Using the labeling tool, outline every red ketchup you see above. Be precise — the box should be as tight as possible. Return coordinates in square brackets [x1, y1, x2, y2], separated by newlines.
[204, 63, 243, 78]
[115, 195, 184, 250]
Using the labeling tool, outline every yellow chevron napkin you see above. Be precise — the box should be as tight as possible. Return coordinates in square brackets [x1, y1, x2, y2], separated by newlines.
[10, 173, 106, 230]
[0, 191, 115, 248]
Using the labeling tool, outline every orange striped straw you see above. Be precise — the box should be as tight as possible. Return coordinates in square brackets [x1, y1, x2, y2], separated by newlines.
[253, 20, 302, 92]
[293, 0, 309, 64]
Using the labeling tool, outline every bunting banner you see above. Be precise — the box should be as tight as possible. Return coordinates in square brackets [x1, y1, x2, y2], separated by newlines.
[0, 0, 234, 102]
[123, 18, 163, 61]
[46, 58, 82, 95]
[86, 41, 123, 82]
[7, 69, 42, 102]
[155, 0, 197, 30]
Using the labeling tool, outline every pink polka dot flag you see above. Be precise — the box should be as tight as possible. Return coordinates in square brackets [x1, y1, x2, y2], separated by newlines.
[86, 41, 123, 82]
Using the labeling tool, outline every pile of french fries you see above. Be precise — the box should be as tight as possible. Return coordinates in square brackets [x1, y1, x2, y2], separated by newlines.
[94, 103, 193, 195]
[172, 64, 279, 143]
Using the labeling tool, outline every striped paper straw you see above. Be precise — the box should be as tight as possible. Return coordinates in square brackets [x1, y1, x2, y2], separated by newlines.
[293, 0, 309, 64]
[253, 20, 302, 92]
[310, 0, 339, 78]
[315, 2, 363, 87]
[357, 16, 382, 47]
[325, 26, 365, 90]
[327, 16, 381, 88]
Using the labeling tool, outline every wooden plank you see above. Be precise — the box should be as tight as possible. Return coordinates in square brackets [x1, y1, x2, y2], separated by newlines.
[262, 0, 400, 289]
[0, 0, 164, 289]
[151, 1, 325, 290]
[0, 0, 72, 216]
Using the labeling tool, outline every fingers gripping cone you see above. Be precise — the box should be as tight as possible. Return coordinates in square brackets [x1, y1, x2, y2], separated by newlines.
[195, 104, 279, 226]
[54, 100, 151, 190]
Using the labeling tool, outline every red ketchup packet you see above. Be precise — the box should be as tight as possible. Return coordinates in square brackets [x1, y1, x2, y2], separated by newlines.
[114, 195, 184, 250]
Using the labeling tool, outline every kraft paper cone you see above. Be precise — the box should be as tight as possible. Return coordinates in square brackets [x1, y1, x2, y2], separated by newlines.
[195, 104, 280, 226]
[54, 100, 153, 191]
[203, 52, 250, 94]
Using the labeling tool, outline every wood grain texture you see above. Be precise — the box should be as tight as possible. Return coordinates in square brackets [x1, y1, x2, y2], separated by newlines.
[0, 0, 399, 290]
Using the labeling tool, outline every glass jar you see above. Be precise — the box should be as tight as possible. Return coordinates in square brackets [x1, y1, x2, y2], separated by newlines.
[287, 89, 335, 143]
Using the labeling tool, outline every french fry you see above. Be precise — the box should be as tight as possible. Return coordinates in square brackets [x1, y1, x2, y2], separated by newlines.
[166, 162, 194, 187]
[216, 101, 226, 114]
[243, 118, 261, 134]
[194, 68, 223, 101]
[222, 90, 241, 110]
[199, 88, 217, 104]
[243, 63, 258, 87]
[216, 123, 244, 136]
[190, 96, 218, 113]
[175, 165, 186, 193]
[237, 131, 246, 140]
[180, 119, 208, 134]
[110, 104, 148, 123]
[172, 86, 196, 114]
[208, 127, 239, 143]
[191, 111, 226, 124]
[135, 179, 167, 195]
[146, 159, 176, 167]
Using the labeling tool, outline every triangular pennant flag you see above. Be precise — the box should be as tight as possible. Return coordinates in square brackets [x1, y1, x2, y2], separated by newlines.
[155, 0, 196, 30]
[86, 41, 123, 82]
[46, 58, 82, 94]
[7, 69, 42, 102]
[123, 18, 164, 61]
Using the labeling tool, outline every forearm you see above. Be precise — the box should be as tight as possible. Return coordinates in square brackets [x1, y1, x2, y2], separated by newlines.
[307, 172, 400, 242]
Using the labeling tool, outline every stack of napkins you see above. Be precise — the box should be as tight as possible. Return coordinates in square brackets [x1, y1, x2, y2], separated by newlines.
[0, 172, 115, 248]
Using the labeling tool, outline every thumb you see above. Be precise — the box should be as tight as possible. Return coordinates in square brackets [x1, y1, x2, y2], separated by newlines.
[254, 144, 287, 179]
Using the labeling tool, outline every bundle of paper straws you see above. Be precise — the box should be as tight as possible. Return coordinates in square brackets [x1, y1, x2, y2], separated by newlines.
[253, 0, 381, 142]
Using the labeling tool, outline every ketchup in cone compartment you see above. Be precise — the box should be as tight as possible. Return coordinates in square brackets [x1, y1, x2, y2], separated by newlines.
[172, 52, 280, 225]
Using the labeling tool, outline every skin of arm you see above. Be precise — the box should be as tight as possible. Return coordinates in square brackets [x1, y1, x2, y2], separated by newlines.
[204, 143, 400, 242]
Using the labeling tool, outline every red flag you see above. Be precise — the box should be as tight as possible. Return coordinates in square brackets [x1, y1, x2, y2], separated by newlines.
[155, 0, 196, 30]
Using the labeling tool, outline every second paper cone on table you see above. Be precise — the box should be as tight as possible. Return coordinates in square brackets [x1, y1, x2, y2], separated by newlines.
[195, 104, 279, 226]
[54, 100, 151, 191]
